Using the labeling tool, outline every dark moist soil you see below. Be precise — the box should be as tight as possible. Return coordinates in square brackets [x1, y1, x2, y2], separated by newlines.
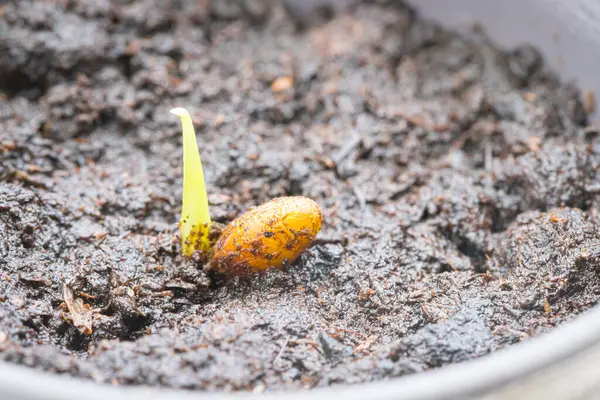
[1, 0, 600, 393]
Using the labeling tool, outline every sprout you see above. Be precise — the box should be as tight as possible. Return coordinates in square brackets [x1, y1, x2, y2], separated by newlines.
[170, 107, 212, 256]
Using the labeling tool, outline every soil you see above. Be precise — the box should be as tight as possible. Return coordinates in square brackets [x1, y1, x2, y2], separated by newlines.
[1, 0, 600, 393]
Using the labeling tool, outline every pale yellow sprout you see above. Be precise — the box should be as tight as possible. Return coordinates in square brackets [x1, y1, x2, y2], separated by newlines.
[170, 107, 212, 255]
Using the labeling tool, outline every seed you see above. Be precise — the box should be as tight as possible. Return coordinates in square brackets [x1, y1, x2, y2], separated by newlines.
[209, 196, 323, 276]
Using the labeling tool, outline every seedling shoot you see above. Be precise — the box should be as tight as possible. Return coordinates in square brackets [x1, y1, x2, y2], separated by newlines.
[170, 107, 212, 256]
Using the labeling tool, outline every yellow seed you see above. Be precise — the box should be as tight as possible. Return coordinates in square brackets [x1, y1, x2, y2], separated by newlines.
[209, 196, 323, 276]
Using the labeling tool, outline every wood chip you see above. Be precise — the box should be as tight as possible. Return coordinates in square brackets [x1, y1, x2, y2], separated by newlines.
[271, 76, 293, 93]
[19, 274, 51, 286]
[526, 136, 542, 152]
[584, 90, 596, 115]
[544, 298, 552, 314]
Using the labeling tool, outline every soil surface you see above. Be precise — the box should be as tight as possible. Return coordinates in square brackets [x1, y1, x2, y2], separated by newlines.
[1, 0, 600, 393]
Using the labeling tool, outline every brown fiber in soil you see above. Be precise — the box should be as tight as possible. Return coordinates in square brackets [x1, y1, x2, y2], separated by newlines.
[1, 0, 600, 393]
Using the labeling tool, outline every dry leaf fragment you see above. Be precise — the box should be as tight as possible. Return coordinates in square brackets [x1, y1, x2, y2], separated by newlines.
[354, 335, 378, 354]
[63, 284, 93, 335]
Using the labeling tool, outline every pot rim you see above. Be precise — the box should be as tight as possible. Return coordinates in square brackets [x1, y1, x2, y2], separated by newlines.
[2, 304, 600, 400]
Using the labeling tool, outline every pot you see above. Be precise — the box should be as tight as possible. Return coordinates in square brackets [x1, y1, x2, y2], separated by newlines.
[2, 1, 600, 399]
[1, 305, 600, 399]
